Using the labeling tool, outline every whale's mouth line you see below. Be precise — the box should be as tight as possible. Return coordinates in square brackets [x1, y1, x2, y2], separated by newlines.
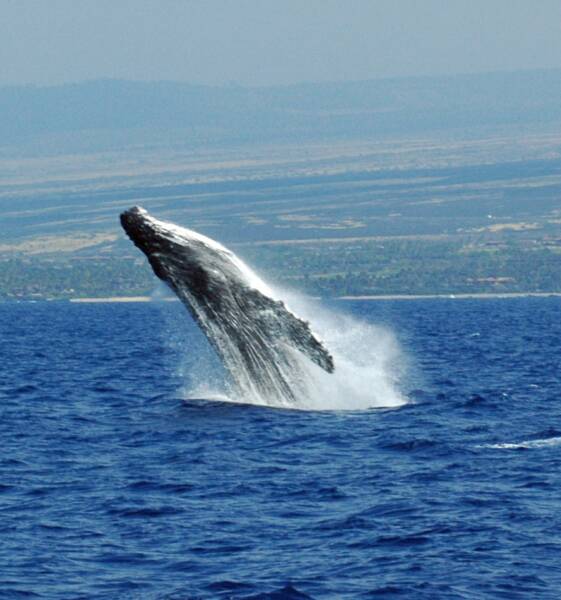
[120, 206, 336, 407]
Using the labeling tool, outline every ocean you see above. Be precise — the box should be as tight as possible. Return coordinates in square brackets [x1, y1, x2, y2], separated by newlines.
[1, 297, 560, 598]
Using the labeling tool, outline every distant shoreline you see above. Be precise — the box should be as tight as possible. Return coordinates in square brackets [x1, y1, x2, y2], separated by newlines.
[69, 296, 176, 303]
[337, 292, 561, 300]
[66, 292, 561, 303]
[70, 296, 154, 303]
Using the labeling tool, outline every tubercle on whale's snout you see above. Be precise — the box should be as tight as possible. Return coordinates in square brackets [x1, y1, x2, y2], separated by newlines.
[120, 206, 147, 234]
[120, 207, 161, 254]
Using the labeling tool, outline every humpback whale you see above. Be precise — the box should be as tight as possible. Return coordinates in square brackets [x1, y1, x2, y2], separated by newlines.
[120, 207, 334, 405]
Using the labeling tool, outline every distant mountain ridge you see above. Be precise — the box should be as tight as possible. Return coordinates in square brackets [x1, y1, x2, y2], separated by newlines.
[2, 69, 561, 148]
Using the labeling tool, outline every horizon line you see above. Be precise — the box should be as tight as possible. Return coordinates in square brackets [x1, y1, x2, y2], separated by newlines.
[2, 65, 561, 92]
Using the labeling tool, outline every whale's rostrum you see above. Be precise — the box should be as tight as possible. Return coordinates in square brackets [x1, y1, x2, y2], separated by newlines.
[120, 206, 334, 405]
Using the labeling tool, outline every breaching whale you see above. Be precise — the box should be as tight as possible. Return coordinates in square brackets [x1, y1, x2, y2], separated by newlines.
[120, 207, 334, 405]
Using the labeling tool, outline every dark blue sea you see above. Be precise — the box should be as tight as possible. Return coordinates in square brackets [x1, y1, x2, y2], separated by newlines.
[2, 297, 561, 599]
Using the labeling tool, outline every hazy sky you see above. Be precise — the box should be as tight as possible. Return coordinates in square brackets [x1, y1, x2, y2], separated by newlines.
[2, 0, 561, 87]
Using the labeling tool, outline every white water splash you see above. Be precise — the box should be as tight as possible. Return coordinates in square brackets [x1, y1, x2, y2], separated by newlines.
[177, 286, 407, 411]
[273, 290, 407, 410]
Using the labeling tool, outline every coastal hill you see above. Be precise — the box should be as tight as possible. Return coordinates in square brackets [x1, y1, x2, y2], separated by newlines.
[3, 69, 561, 148]
[1, 70, 560, 300]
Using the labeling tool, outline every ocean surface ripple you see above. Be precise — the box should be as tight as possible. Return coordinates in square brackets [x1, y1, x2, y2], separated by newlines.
[1, 298, 561, 598]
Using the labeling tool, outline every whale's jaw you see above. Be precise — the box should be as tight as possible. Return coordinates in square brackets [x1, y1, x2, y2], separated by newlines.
[120, 206, 334, 405]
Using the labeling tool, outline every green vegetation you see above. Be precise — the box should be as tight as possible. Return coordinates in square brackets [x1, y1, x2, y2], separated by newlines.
[246, 238, 561, 296]
[2, 237, 559, 301]
[0, 257, 153, 300]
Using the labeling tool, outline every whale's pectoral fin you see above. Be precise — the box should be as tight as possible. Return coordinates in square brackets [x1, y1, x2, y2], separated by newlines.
[240, 288, 335, 373]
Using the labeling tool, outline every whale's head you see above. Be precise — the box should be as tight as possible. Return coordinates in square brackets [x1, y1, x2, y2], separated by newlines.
[120, 206, 268, 301]
[121, 206, 206, 255]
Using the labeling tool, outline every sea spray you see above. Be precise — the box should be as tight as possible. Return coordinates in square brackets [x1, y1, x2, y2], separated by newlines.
[165, 287, 407, 410]
[271, 289, 407, 410]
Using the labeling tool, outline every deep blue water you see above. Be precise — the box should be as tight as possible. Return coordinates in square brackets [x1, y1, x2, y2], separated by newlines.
[1, 298, 561, 599]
